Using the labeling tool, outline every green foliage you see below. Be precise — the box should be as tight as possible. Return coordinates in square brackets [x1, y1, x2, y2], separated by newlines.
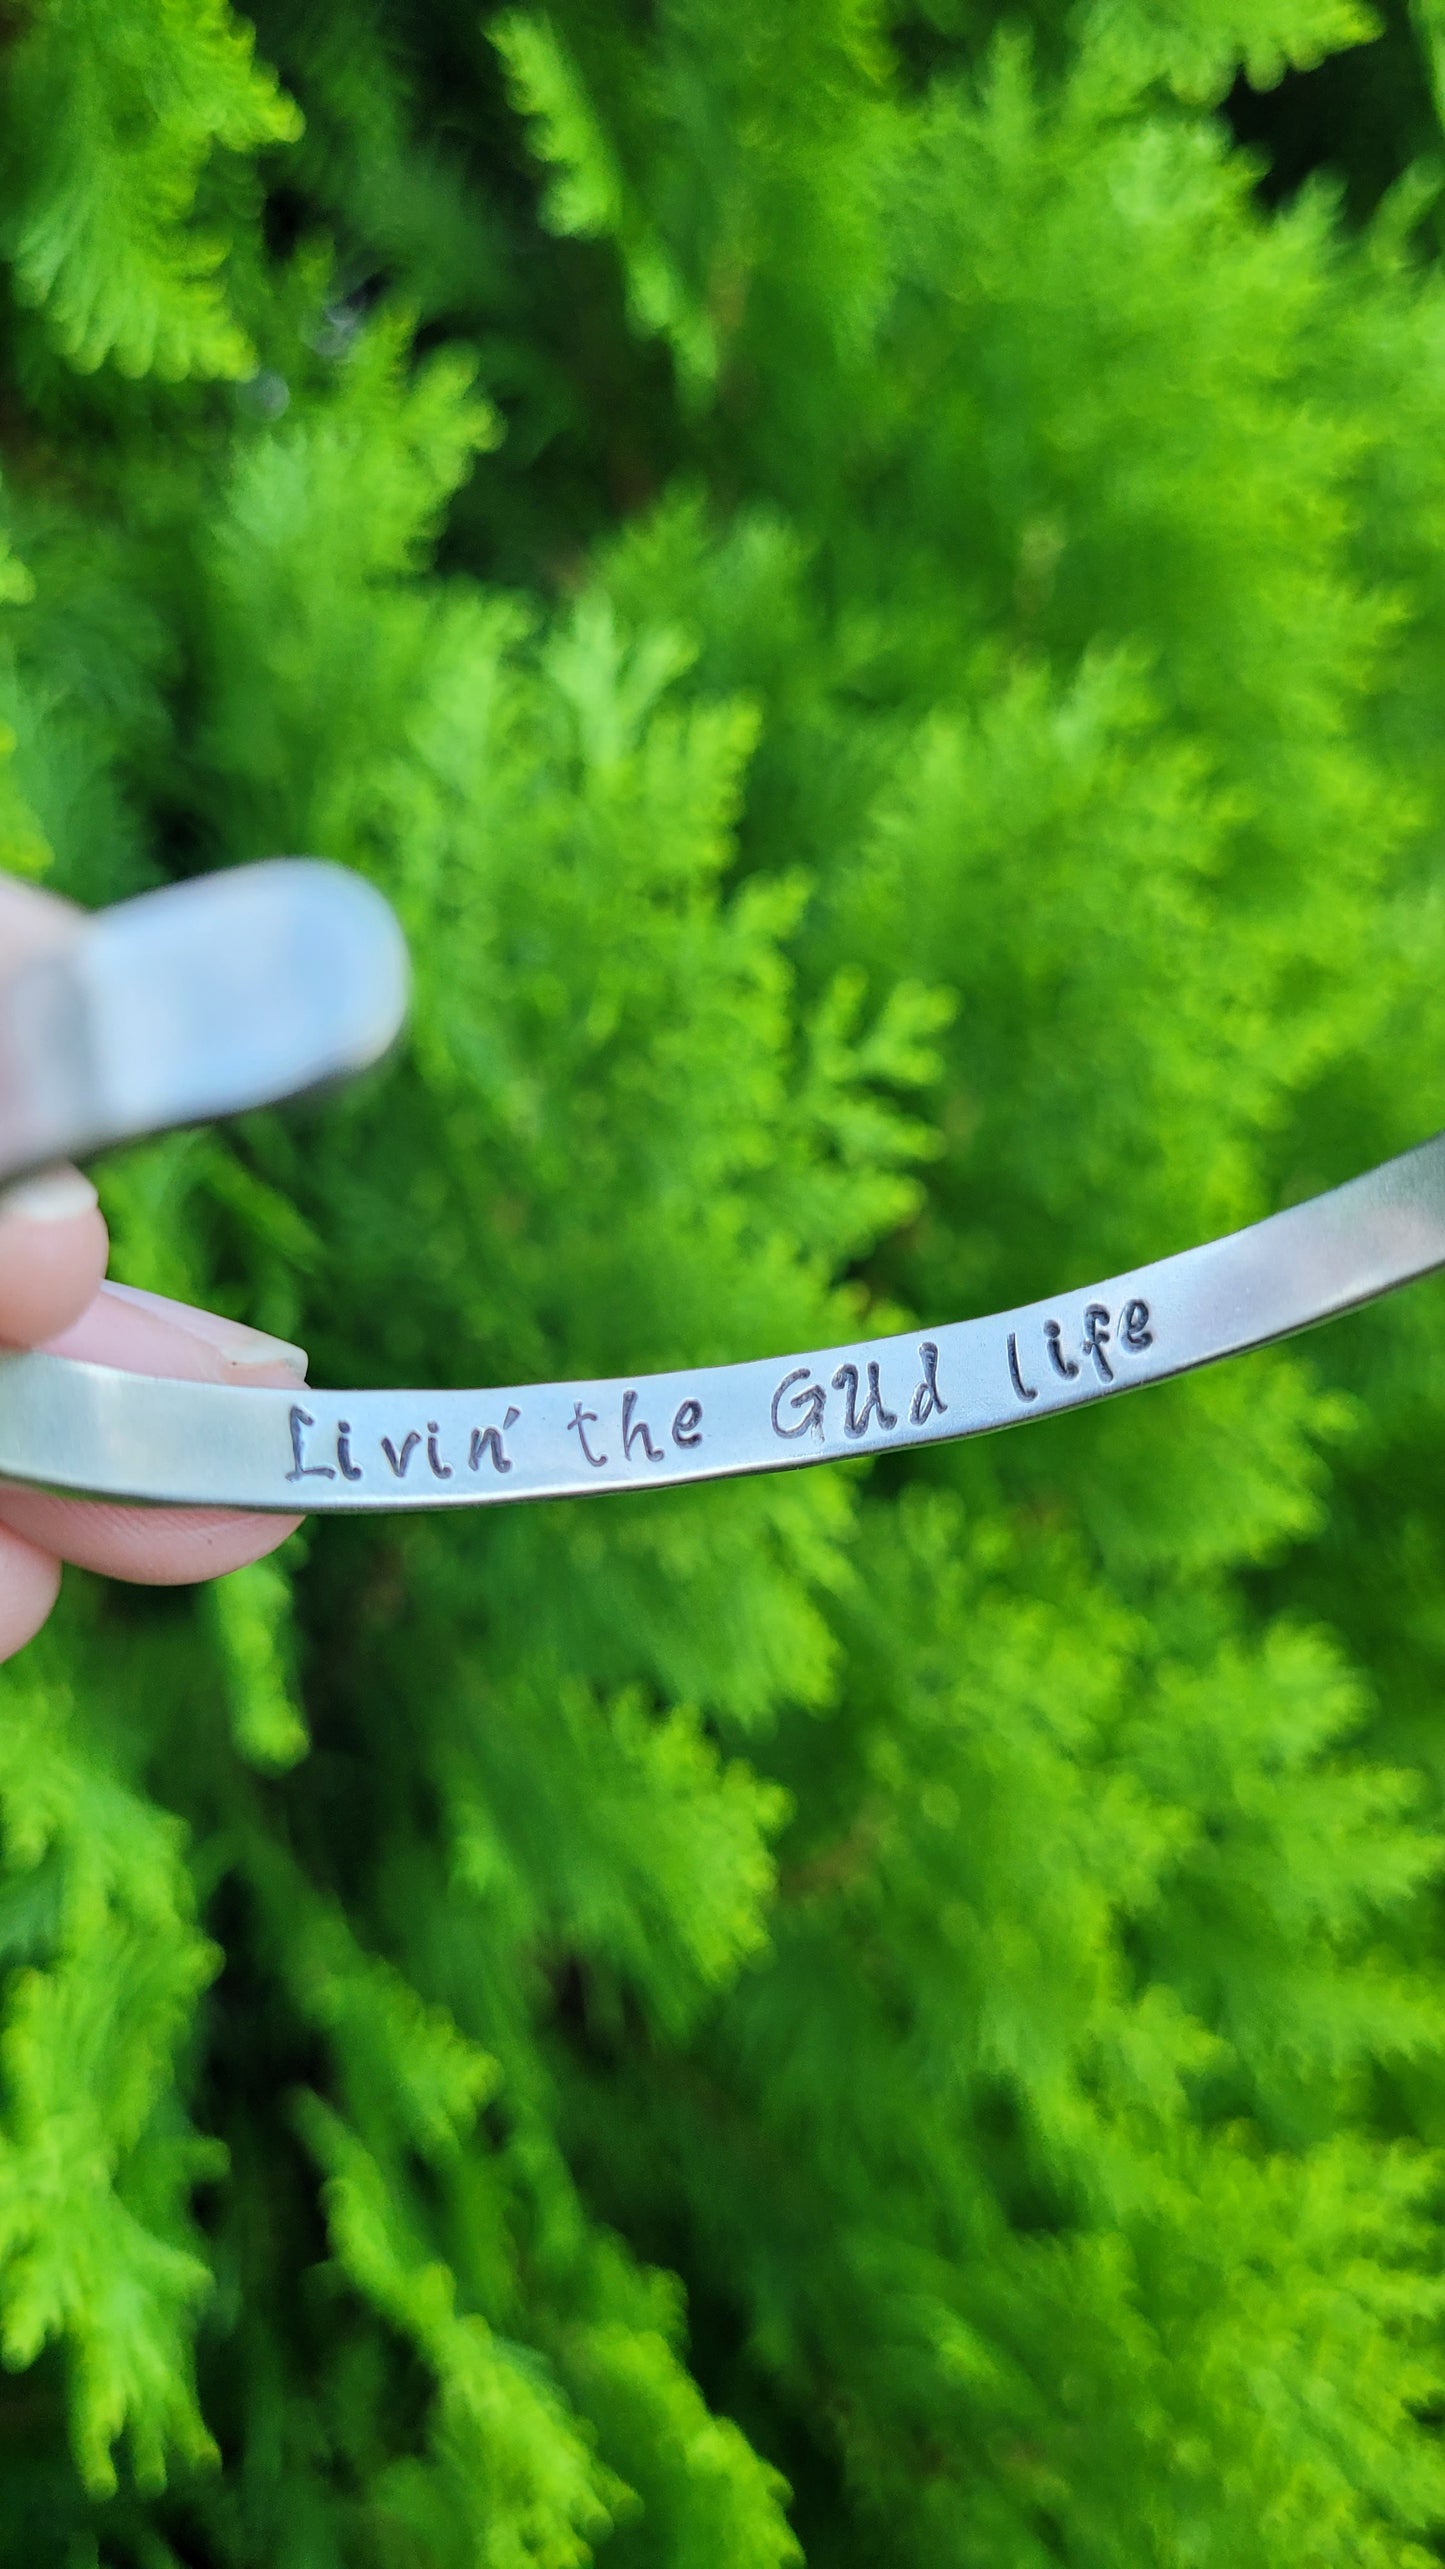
[0, 0, 300, 380]
[1075, 0, 1379, 100]
[0, 1633, 220, 2500]
[4, 0, 1445, 2560]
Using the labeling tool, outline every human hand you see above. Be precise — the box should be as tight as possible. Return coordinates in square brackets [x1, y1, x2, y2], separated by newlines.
[0, 876, 303, 1659]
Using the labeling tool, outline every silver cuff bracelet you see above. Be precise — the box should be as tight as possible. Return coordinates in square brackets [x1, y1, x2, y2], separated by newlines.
[1, 1130, 1440, 1512]
[0, 860, 1438, 1514]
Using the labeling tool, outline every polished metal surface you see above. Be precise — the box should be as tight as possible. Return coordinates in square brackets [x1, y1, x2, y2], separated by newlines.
[0, 861, 1435, 1514]
[0, 1130, 1442, 1511]
[0, 861, 409, 1185]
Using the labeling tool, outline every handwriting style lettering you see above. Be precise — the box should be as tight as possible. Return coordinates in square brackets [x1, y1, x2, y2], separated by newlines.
[335, 1420, 363, 1482]
[1081, 1304, 1114, 1383]
[470, 1405, 520, 1474]
[1010, 1296, 1155, 1409]
[381, 1430, 422, 1478]
[832, 1361, 898, 1440]
[1045, 1320, 1079, 1381]
[622, 1390, 664, 1464]
[909, 1342, 948, 1426]
[772, 1367, 827, 1441]
[568, 1403, 608, 1468]
[425, 1422, 453, 1481]
[286, 1405, 336, 1482]
[672, 1399, 704, 1447]
[1121, 1297, 1153, 1351]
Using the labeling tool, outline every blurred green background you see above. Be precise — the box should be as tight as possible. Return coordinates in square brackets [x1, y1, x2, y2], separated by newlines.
[7, 0, 1445, 2559]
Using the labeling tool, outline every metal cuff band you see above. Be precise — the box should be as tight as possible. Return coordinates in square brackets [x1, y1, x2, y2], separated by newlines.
[2, 1132, 1443, 1513]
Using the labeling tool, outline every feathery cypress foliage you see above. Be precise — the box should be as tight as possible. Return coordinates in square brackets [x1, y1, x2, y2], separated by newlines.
[2, 2, 1445, 2560]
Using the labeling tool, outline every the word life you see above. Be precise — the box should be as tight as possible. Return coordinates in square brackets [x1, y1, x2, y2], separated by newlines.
[1005, 1296, 1153, 1404]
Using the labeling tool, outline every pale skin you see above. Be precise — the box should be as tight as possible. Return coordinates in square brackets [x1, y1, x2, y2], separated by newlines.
[0, 874, 303, 1659]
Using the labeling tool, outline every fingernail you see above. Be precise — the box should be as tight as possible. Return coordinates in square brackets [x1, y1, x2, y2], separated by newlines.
[100, 1281, 309, 1380]
[0, 1168, 99, 1224]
